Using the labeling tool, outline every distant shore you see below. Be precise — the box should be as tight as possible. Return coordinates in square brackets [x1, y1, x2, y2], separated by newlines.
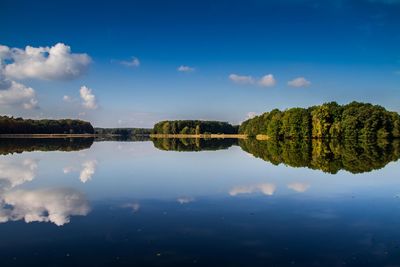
[150, 134, 247, 139]
[0, 134, 97, 138]
[0, 133, 248, 139]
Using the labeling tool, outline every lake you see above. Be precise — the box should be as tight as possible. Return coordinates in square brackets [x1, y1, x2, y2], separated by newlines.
[0, 137, 400, 266]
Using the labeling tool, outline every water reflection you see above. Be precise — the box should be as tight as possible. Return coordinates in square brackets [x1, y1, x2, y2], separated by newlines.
[229, 183, 276, 196]
[152, 138, 238, 151]
[0, 188, 90, 226]
[0, 138, 94, 155]
[0, 156, 91, 225]
[95, 135, 150, 142]
[121, 202, 141, 213]
[79, 160, 97, 183]
[287, 182, 310, 193]
[2, 137, 399, 175]
[177, 196, 195, 204]
[239, 138, 400, 174]
[151, 137, 400, 174]
[0, 140, 399, 266]
[0, 158, 38, 190]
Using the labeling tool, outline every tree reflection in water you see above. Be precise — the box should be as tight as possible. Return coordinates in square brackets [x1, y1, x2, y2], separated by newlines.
[239, 138, 400, 174]
[151, 137, 400, 174]
[0, 138, 94, 155]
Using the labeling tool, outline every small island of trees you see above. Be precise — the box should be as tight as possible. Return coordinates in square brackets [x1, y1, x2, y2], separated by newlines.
[152, 120, 239, 135]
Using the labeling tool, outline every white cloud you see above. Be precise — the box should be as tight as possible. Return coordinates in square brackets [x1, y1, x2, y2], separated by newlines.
[79, 160, 97, 183]
[0, 159, 38, 191]
[0, 45, 10, 60]
[63, 95, 72, 102]
[79, 86, 98, 110]
[229, 74, 255, 85]
[259, 74, 276, 87]
[0, 188, 90, 226]
[177, 65, 195, 72]
[0, 78, 38, 109]
[177, 197, 194, 204]
[287, 182, 310, 193]
[288, 77, 311, 87]
[229, 183, 276, 196]
[0, 43, 90, 110]
[230, 73, 276, 87]
[1, 43, 91, 80]
[120, 57, 140, 67]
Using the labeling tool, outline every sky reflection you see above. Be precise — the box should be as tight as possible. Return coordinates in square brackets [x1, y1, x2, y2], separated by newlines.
[0, 140, 399, 266]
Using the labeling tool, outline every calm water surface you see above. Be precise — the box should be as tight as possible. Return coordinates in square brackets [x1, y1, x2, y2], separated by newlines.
[0, 138, 400, 266]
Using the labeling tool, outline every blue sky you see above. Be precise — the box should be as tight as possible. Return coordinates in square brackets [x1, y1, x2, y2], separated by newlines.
[0, 0, 399, 127]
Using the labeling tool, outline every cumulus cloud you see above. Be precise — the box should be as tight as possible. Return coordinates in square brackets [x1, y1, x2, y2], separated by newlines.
[229, 183, 276, 196]
[63, 95, 72, 102]
[0, 43, 91, 110]
[177, 65, 195, 72]
[258, 74, 276, 87]
[1, 43, 91, 80]
[119, 57, 140, 67]
[0, 45, 10, 60]
[0, 159, 38, 191]
[0, 188, 90, 226]
[177, 197, 194, 204]
[79, 86, 98, 110]
[79, 160, 97, 183]
[288, 77, 311, 87]
[229, 73, 276, 87]
[229, 74, 255, 85]
[287, 182, 310, 193]
[0, 78, 38, 109]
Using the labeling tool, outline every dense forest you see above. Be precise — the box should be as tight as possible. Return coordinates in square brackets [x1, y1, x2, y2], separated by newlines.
[95, 128, 151, 137]
[239, 102, 400, 140]
[239, 138, 400, 174]
[152, 120, 238, 135]
[0, 138, 94, 155]
[0, 116, 94, 134]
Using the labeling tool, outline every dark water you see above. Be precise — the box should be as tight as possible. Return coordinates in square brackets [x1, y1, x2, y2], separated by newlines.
[0, 138, 400, 266]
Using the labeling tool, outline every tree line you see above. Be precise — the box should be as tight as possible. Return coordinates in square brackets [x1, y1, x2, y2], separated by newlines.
[0, 116, 94, 134]
[152, 120, 239, 135]
[239, 102, 400, 140]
